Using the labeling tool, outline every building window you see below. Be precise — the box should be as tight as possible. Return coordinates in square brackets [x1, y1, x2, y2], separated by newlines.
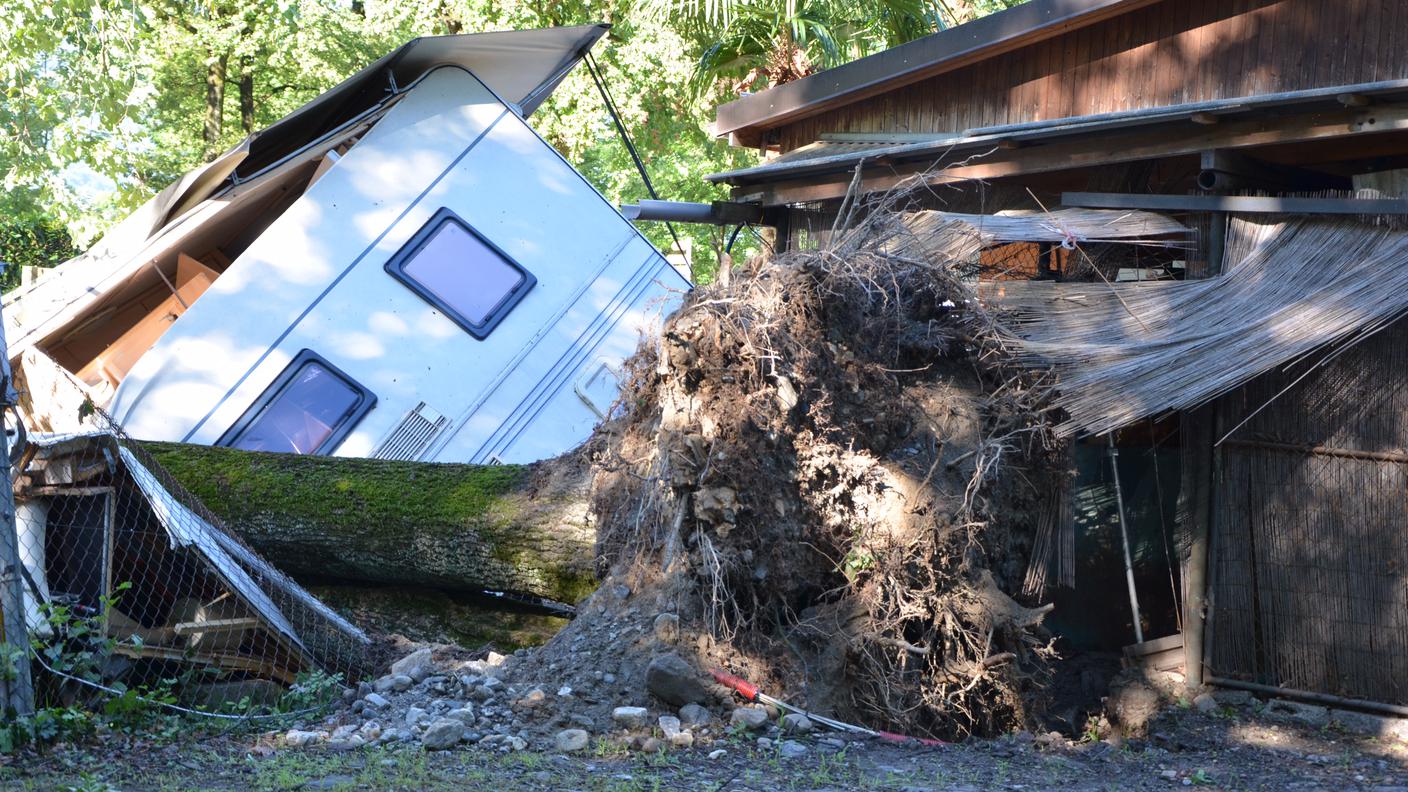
[385, 208, 536, 339]
[218, 350, 376, 455]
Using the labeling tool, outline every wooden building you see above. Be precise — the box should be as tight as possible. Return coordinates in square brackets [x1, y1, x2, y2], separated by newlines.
[710, 0, 1408, 715]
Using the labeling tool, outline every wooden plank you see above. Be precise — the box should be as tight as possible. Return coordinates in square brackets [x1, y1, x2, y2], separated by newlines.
[112, 642, 297, 684]
[1125, 632, 1185, 656]
[173, 617, 260, 635]
[1063, 191, 1408, 214]
[734, 103, 1408, 205]
[1222, 437, 1408, 464]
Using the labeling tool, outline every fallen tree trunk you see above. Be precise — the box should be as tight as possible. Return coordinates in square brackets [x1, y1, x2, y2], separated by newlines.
[144, 442, 596, 604]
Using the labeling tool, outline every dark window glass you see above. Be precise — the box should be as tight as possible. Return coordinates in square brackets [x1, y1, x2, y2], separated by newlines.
[220, 352, 375, 455]
[385, 209, 536, 339]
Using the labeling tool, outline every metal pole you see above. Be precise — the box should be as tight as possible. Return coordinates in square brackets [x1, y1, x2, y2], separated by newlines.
[0, 266, 33, 716]
[1108, 434, 1144, 644]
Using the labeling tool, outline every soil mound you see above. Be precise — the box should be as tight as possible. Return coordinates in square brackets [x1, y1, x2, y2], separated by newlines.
[515, 208, 1063, 740]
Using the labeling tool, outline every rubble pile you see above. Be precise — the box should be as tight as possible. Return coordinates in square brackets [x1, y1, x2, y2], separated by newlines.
[277, 644, 855, 757]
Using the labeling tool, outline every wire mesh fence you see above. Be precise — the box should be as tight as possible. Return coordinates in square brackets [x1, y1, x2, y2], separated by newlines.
[6, 409, 369, 718]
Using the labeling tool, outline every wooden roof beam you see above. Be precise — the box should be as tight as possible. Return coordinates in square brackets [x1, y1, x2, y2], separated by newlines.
[731, 104, 1408, 206]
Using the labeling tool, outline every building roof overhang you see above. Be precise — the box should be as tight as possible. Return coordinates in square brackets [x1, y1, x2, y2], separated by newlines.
[713, 0, 1155, 146]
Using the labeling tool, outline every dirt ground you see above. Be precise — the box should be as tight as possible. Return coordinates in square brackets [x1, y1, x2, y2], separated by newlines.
[4, 702, 1405, 792]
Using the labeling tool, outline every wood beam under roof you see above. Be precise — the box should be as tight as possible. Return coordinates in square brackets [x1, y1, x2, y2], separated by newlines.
[730, 103, 1408, 206]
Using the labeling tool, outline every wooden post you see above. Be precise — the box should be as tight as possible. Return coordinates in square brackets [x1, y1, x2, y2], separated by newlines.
[1183, 196, 1227, 691]
[0, 291, 35, 716]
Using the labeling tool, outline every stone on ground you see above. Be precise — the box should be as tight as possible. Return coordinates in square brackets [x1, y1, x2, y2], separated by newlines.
[782, 713, 814, 733]
[420, 719, 466, 750]
[392, 648, 435, 681]
[284, 729, 325, 747]
[613, 706, 650, 729]
[732, 706, 770, 731]
[645, 653, 712, 706]
[653, 613, 680, 643]
[779, 740, 808, 758]
[554, 729, 591, 753]
[679, 703, 712, 727]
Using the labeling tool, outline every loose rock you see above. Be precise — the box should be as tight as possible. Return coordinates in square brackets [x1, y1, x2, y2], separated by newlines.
[731, 706, 770, 731]
[392, 648, 435, 681]
[554, 729, 591, 753]
[679, 703, 712, 727]
[420, 719, 466, 750]
[779, 740, 808, 759]
[284, 729, 325, 748]
[645, 653, 712, 706]
[781, 713, 814, 733]
[653, 613, 680, 643]
[613, 706, 650, 729]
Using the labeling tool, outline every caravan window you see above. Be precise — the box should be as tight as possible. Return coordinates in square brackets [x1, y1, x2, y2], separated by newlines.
[385, 208, 536, 339]
[218, 351, 376, 455]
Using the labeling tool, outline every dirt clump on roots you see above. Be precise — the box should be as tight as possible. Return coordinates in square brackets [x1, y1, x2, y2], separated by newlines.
[512, 208, 1063, 741]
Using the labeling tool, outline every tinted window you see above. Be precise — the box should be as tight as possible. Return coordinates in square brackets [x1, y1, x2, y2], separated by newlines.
[221, 353, 375, 455]
[385, 209, 536, 339]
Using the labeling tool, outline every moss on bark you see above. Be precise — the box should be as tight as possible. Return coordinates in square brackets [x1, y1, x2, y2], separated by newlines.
[146, 443, 597, 604]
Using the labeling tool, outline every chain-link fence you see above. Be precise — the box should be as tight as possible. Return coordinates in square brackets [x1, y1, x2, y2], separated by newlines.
[6, 410, 370, 717]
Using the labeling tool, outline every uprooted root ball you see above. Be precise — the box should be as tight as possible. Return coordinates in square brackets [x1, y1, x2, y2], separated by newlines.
[586, 211, 1062, 739]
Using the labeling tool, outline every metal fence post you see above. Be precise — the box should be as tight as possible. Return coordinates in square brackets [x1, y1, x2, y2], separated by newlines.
[0, 267, 35, 716]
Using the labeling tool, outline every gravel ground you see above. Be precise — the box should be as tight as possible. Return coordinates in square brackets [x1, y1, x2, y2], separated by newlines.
[3, 700, 1405, 791]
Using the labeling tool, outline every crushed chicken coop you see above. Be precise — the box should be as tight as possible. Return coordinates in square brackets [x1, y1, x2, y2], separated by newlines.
[9, 428, 369, 705]
[706, 0, 1408, 714]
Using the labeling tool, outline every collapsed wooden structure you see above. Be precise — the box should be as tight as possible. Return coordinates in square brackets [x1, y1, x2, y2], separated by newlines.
[12, 430, 370, 695]
[710, 0, 1408, 713]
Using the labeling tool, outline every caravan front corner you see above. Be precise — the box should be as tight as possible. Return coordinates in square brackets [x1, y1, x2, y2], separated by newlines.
[8, 26, 689, 465]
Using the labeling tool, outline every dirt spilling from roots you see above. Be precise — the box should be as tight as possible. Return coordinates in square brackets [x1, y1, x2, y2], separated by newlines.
[516, 209, 1064, 740]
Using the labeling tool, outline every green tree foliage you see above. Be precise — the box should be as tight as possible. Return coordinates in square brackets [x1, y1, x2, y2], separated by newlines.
[2, 0, 1023, 283]
[0, 198, 79, 292]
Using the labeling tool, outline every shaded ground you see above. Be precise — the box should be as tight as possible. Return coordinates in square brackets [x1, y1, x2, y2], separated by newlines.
[4, 703, 1405, 791]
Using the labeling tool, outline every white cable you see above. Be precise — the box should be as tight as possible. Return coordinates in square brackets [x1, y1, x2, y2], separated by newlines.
[28, 644, 324, 721]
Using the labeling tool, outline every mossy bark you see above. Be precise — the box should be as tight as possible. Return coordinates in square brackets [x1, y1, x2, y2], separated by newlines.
[145, 443, 597, 604]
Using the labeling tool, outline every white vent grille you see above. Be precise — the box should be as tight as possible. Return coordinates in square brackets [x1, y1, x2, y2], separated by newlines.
[371, 402, 449, 461]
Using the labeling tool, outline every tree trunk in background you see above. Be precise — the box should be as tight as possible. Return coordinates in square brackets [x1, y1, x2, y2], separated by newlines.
[144, 443, 598, 605]
[239, 55, 254, 135]
[203, 53, 228, 161]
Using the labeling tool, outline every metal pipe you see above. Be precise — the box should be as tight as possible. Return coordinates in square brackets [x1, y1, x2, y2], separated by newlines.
[1196, 169, 1246, 192]
[620, 200, 763, 226]
[1209, 676, 1408, 719]
[1108, 434, 1144, 645]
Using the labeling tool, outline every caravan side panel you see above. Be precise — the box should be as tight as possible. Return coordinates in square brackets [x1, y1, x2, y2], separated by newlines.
[111, 66, 688, 463]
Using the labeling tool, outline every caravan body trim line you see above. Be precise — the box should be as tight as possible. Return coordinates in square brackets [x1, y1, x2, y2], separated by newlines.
[179, 101, 512, 443]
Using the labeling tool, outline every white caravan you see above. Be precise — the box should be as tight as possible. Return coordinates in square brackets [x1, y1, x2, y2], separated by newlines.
[5, 25, 688, 464]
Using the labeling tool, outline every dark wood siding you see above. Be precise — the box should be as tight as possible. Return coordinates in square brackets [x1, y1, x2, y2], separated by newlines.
[778, 0, 1399, 152]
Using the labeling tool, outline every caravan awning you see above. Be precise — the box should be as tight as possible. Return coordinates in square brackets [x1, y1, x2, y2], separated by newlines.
[232, 24, 609, 180]
[991, 218, 1408, 437]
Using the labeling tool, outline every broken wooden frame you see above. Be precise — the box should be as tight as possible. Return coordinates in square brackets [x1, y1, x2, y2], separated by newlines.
[10, 427, 369, 707]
